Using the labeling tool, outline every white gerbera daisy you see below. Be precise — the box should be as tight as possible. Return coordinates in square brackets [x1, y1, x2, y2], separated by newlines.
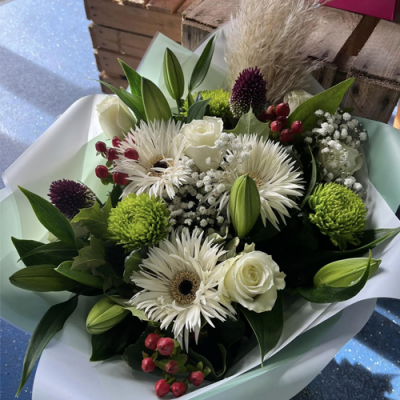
[129, 229, 235, 349]
[216, 135, 304, 229]
[114, 119, 193, 199]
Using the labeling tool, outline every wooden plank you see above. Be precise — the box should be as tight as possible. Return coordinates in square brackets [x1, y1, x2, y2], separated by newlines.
[89, 23, 152, 58]
[86, 0, 182, 42]
[311, 63, 338, 90]
[95, 48, 141, 76]
[181, 19, 213, 50]
[99, 71, 128, 94]
[147, 0, 186, 14]
[178, 0, 197, 14]
[121, 0, 150, 7]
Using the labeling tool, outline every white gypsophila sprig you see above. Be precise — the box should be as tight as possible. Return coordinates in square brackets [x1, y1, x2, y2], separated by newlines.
[114, 119, 193, 199]
[129, 229, 235, 350]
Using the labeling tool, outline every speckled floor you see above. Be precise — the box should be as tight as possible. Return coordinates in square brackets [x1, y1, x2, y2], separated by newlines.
[0, 1, 399, 399]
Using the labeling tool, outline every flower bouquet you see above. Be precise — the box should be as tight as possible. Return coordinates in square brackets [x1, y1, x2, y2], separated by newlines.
[1, 1, 400, 399]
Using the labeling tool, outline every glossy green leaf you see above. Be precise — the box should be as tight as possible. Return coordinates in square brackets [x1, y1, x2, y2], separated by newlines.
[9, 265, 76, 292]
[16, 295, 79, 395]
[71, 196, 112, 239]
[123, 247, 148, 283]
[56, 261, 104, 289]
[118, 59, 142, 97]
[109, 295, 149, 321]
[287, 78, 354, 131]
[239, 291, 284, 367]
[189, 34, 217, 91]
[71, 236, 106, 272]
[19, 186, 76, 247]
[19, 241, 79, 262]
[300, 148, 317, 209]
[299, 252, 372, 303]
[141, 77, 172, 122]
[186, 98, 211, 123]
[187, 90, 194, 108]
[163, 48, 185, 101]
[226, 108, 270, 140]
[11, 238, 60, 267]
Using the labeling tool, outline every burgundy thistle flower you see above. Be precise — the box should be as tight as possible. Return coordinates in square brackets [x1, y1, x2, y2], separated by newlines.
[229, 67, 267, 118]
[49, 179, 96, 219]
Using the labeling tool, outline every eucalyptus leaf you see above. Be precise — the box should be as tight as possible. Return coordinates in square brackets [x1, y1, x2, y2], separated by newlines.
[16, 295, 78, 395]
[123, 247, 148, 283]
[11, 238, 60, 267]
[163, 48, 185, 101]
[189, 34, 217, 91]
[56, 261, 104, 289]
[118, 59, 142, 97]
[19, 186, 76, 247]
[186, 98, 211, 123]
[142, 77, 172, 122]
[226, 108, 270, 140]
[287, 79, 354, 131]
[239, 291, 284, 367]
[71, 236, 106, 272]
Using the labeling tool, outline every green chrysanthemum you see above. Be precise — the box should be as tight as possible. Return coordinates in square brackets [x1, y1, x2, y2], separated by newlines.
[183, 89, 232, 118]
[308, 183, 367, 250]
[108, 193, 170, 251]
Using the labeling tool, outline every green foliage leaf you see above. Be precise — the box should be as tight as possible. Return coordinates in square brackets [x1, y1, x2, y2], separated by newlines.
[19, 186, 76, 247]
[118, 59, 142, 97]
[71, 196, 112, 240]
[300, 148, 317, 209]
[239, 291, 284, 367]
[71, 236, 106, 272]
[16, 295, 79, 395]
[213, 317, 245, 349]
[299, 252, 372, 303]
[188, 344, 227, 381]
[109, 184, 122, 208]
[56, 261, 104, 289]
[186, 98, 211, 123]
[227, 108, 270, 140]
[109, 295, 149, 321]
[9, 265, 76, 292]
[163, 48, 185, 101]
[19, 241, 79, 262]
[11, 238, 60, 267]
[142, 77, 172, 122]
[189, 34, 217, 91]
[287, 79, 354, 131]
[123, 247, 148, 283]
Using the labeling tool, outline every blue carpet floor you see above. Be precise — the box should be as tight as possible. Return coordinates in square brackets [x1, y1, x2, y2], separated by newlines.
[0, 0, 399, 399]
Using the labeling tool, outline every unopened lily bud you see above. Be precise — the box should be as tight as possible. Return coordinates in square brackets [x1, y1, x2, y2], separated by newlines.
[229, 175, 261, 239]
[86, 296, 129, 335]
[163, 48, 185, 101]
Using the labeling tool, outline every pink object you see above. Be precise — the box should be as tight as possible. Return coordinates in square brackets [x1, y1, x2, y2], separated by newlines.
[325, 0, 400, 21]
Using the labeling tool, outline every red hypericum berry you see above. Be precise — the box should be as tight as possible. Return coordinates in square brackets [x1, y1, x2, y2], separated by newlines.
[189, 371, 204, 387]
[171, 382, 186, 398]
[124, 148, 139, 160]
[280, 129, 293, 143]
[113, 172, 129, 185]
[95, 141, 107, 153]
[276, 116, 287, 129]
[141, 357, 156, 373]
[155, 379, 170, 398]
[266, 105, 276, 118]
[165, 360, 179, 375]
[260, 110, 274, 122]
[95, 165, 109, 179]
[157, 337, 175, 356]
[145, 333, 161, 351]
[106, 148, 119, 161]
[270, 120, 283, 132]
[112, 136, 122, 147]
[276, 102, 290, 117]
[291, 120, 304, 134]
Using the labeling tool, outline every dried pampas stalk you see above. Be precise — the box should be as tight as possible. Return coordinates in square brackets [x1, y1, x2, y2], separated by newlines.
[225, 0, 321, 104]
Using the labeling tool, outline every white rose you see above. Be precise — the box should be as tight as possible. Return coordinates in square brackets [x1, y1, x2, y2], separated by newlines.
[284, 90, 313, 114]
[180, 117, 223, 172]
[318, 142, 363, 179]
[97, 96, 136, 140]
[218, 250, 286, 313]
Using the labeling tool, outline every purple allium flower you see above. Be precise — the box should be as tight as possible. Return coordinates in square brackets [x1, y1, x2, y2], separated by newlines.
[49, 179, 96, 219]
[229, 67, 267, 118]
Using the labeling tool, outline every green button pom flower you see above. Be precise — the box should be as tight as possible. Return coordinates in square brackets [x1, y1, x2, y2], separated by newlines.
[308, 183, 367, 250]
[108, 193, 170, 251]
[183, 89, 232, 118]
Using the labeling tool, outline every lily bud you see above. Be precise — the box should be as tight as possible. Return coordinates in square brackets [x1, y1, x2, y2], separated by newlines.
[163, 48, 184, 101]
[314, 257, 381, 288]
[229, 175, 261, 239]
[9, 265, 76, 292]
[86, 297, 129, 335]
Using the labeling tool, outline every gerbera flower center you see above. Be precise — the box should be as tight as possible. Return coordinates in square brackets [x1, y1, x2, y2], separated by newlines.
[170, 271, 200, 305]
[240, 172, 262, 188]
[153, 160, 169, 169]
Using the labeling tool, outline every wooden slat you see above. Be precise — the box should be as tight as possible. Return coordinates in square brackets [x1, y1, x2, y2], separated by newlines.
[86, 0, 182, 42]
[121, 0, 150, 8]
[178, 0, 197, 14]
[95, 48, 141, 76]
[181, 19, 213, 50]
[147, 0, 186, 14]
[99, 71, 128, 93]
[89, 23, 152, 58]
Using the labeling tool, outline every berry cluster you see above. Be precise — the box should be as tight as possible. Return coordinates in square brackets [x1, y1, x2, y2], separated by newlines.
[141, 332, 209, 398]
[94, 136, 138, 186]
[260, 102, 304, 143]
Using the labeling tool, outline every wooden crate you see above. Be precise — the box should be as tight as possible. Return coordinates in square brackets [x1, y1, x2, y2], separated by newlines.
[182, 0, 400, 123]
[85, 0, 194, 93]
